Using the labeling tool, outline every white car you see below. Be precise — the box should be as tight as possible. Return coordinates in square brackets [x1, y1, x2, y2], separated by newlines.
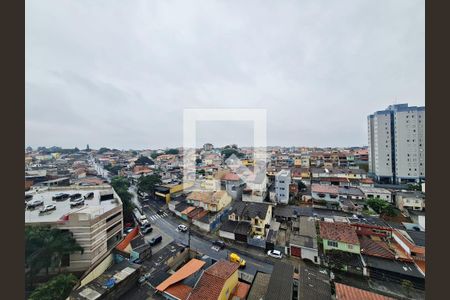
[40, 204, 56, 213]
[267, 250, 283, 259]
[177, 224, 188, 232]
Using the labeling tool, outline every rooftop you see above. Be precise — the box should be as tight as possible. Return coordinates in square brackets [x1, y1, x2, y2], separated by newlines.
[298, 265, 331, 300]
[319, 221, 359, 245]
[247, 272, 271, 300]
[25, 185, 121, 224]
[265, 262, 294, 300]
[311, 184, 339, 195]
[156, 258, 205, 292]
[188, 260, 239, 300]
[335, 283, 394, 300]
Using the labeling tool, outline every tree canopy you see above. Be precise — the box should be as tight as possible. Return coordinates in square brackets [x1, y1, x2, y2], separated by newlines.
[221, 148, 244, 160]
[165, 148, 179, 155]
[29, 273, 78, 300]
[137, 174, 162, 195]
[25, 227, 83, 288]
[110, 176, 134, 223]
[135, 155, 154, 166]
[366, 198, 398, 216]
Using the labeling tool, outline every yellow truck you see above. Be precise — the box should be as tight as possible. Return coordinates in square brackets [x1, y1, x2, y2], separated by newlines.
[229, 253, 246, 268]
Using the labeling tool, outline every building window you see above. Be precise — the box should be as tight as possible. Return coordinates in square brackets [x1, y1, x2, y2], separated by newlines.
[348, 244, 354, 250]
[327, 241, 338, 247]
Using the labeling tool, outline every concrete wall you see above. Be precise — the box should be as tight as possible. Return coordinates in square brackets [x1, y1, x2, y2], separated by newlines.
[323, 239, 360, 254]
[79, 253, 114, 287]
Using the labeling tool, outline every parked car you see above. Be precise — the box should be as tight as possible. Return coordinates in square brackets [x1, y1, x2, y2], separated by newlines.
[177, 224, 188, 232]
[84, 192, 94, 199]
[69, 193, 82, 200]
[267, 250, 283, 259]
[39, 204, 56, 214]
[25, 194, 33, 202]
[27, 200, 44, 209]
[132, 258, 143, 264]
[52, 193, 69, 201]
[138, 272, 151, 284]
[70, 198, 85, 208]
[149, 235, 162, 246]
[124, 227, 134, 234]
[212, 240, 226, 249]
[141, 223, 153, 234]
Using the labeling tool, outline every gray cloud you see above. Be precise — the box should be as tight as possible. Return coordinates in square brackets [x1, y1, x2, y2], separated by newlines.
[26, 0, 424, 149]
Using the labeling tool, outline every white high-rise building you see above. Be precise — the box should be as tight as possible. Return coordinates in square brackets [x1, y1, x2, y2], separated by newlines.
[368, 104, 425, 184]
[275, 169, 291, 204]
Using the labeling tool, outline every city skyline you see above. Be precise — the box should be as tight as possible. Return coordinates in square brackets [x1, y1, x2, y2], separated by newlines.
[26, 0, 424, 149]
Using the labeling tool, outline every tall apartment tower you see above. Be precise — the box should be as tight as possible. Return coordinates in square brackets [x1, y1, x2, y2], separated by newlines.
[368, 104, 425, 184]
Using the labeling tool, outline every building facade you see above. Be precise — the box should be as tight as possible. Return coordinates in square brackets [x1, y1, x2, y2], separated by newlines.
[275, 169, 291, 204]
[368, 104, 425, 184]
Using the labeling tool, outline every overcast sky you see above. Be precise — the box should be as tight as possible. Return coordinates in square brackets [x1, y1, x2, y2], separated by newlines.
[26, 0, 424, 150]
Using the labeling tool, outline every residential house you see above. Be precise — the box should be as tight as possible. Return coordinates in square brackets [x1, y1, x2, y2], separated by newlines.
[242, 171, 268, 203]
[156, 258, 206, 300]
[319, 221, 360, 254]
[227, 201, 272, 237]
[188, 260, 240, 300]
[186, 190, 232, 212]
[289, 216, 320, 264]
[395, 191, 425, 212]
[220, 172, 244, 201]
[358, 186, 392, 202]
[311, 184, 340, 209]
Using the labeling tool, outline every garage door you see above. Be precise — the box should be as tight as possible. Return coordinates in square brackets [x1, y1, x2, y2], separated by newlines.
[291, 245, 301, 257]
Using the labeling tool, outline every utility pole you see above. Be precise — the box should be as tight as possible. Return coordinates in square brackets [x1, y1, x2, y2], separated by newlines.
[188, 219, 191, 249]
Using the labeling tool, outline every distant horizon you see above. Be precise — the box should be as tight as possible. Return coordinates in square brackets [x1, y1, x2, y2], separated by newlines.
[26, 144, 369, 152]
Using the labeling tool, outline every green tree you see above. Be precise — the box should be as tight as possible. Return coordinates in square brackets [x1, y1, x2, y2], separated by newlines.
[110, 176, 134, 223]
[135, 155, 154, 165]
[97, 147, 110, 154]
[29, 273, 78, 300]
[221, 148, 244, 160]
[137, 174, 162, 195]
[366, 198, 389, 214]
[151, 152, 161, 159]
[382, 205, 398, 217]
[165, 148, 179, 155]
[25, 227, 83, 288]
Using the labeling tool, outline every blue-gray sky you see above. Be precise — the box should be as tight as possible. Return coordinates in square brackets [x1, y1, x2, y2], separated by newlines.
[26, 0, 424, 150]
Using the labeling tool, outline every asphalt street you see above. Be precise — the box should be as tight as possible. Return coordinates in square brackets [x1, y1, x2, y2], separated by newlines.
[90, 160, 273, 276]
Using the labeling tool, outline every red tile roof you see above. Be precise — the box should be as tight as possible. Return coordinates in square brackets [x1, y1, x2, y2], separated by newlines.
[165, 283, 193, 300]
[319, 222, 359, 245]
[231, 282, 251, 299]
[335, 283, 394, 300]
[311, 184, 339, 195]
[359, 236, 395, 259]
[222, 172, 241, 181]
[188, 260, 239, 300]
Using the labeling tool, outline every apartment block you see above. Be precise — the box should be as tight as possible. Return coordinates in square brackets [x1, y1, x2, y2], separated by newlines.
[368, 104, 425, 184]
[275, 169, 291, 204]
